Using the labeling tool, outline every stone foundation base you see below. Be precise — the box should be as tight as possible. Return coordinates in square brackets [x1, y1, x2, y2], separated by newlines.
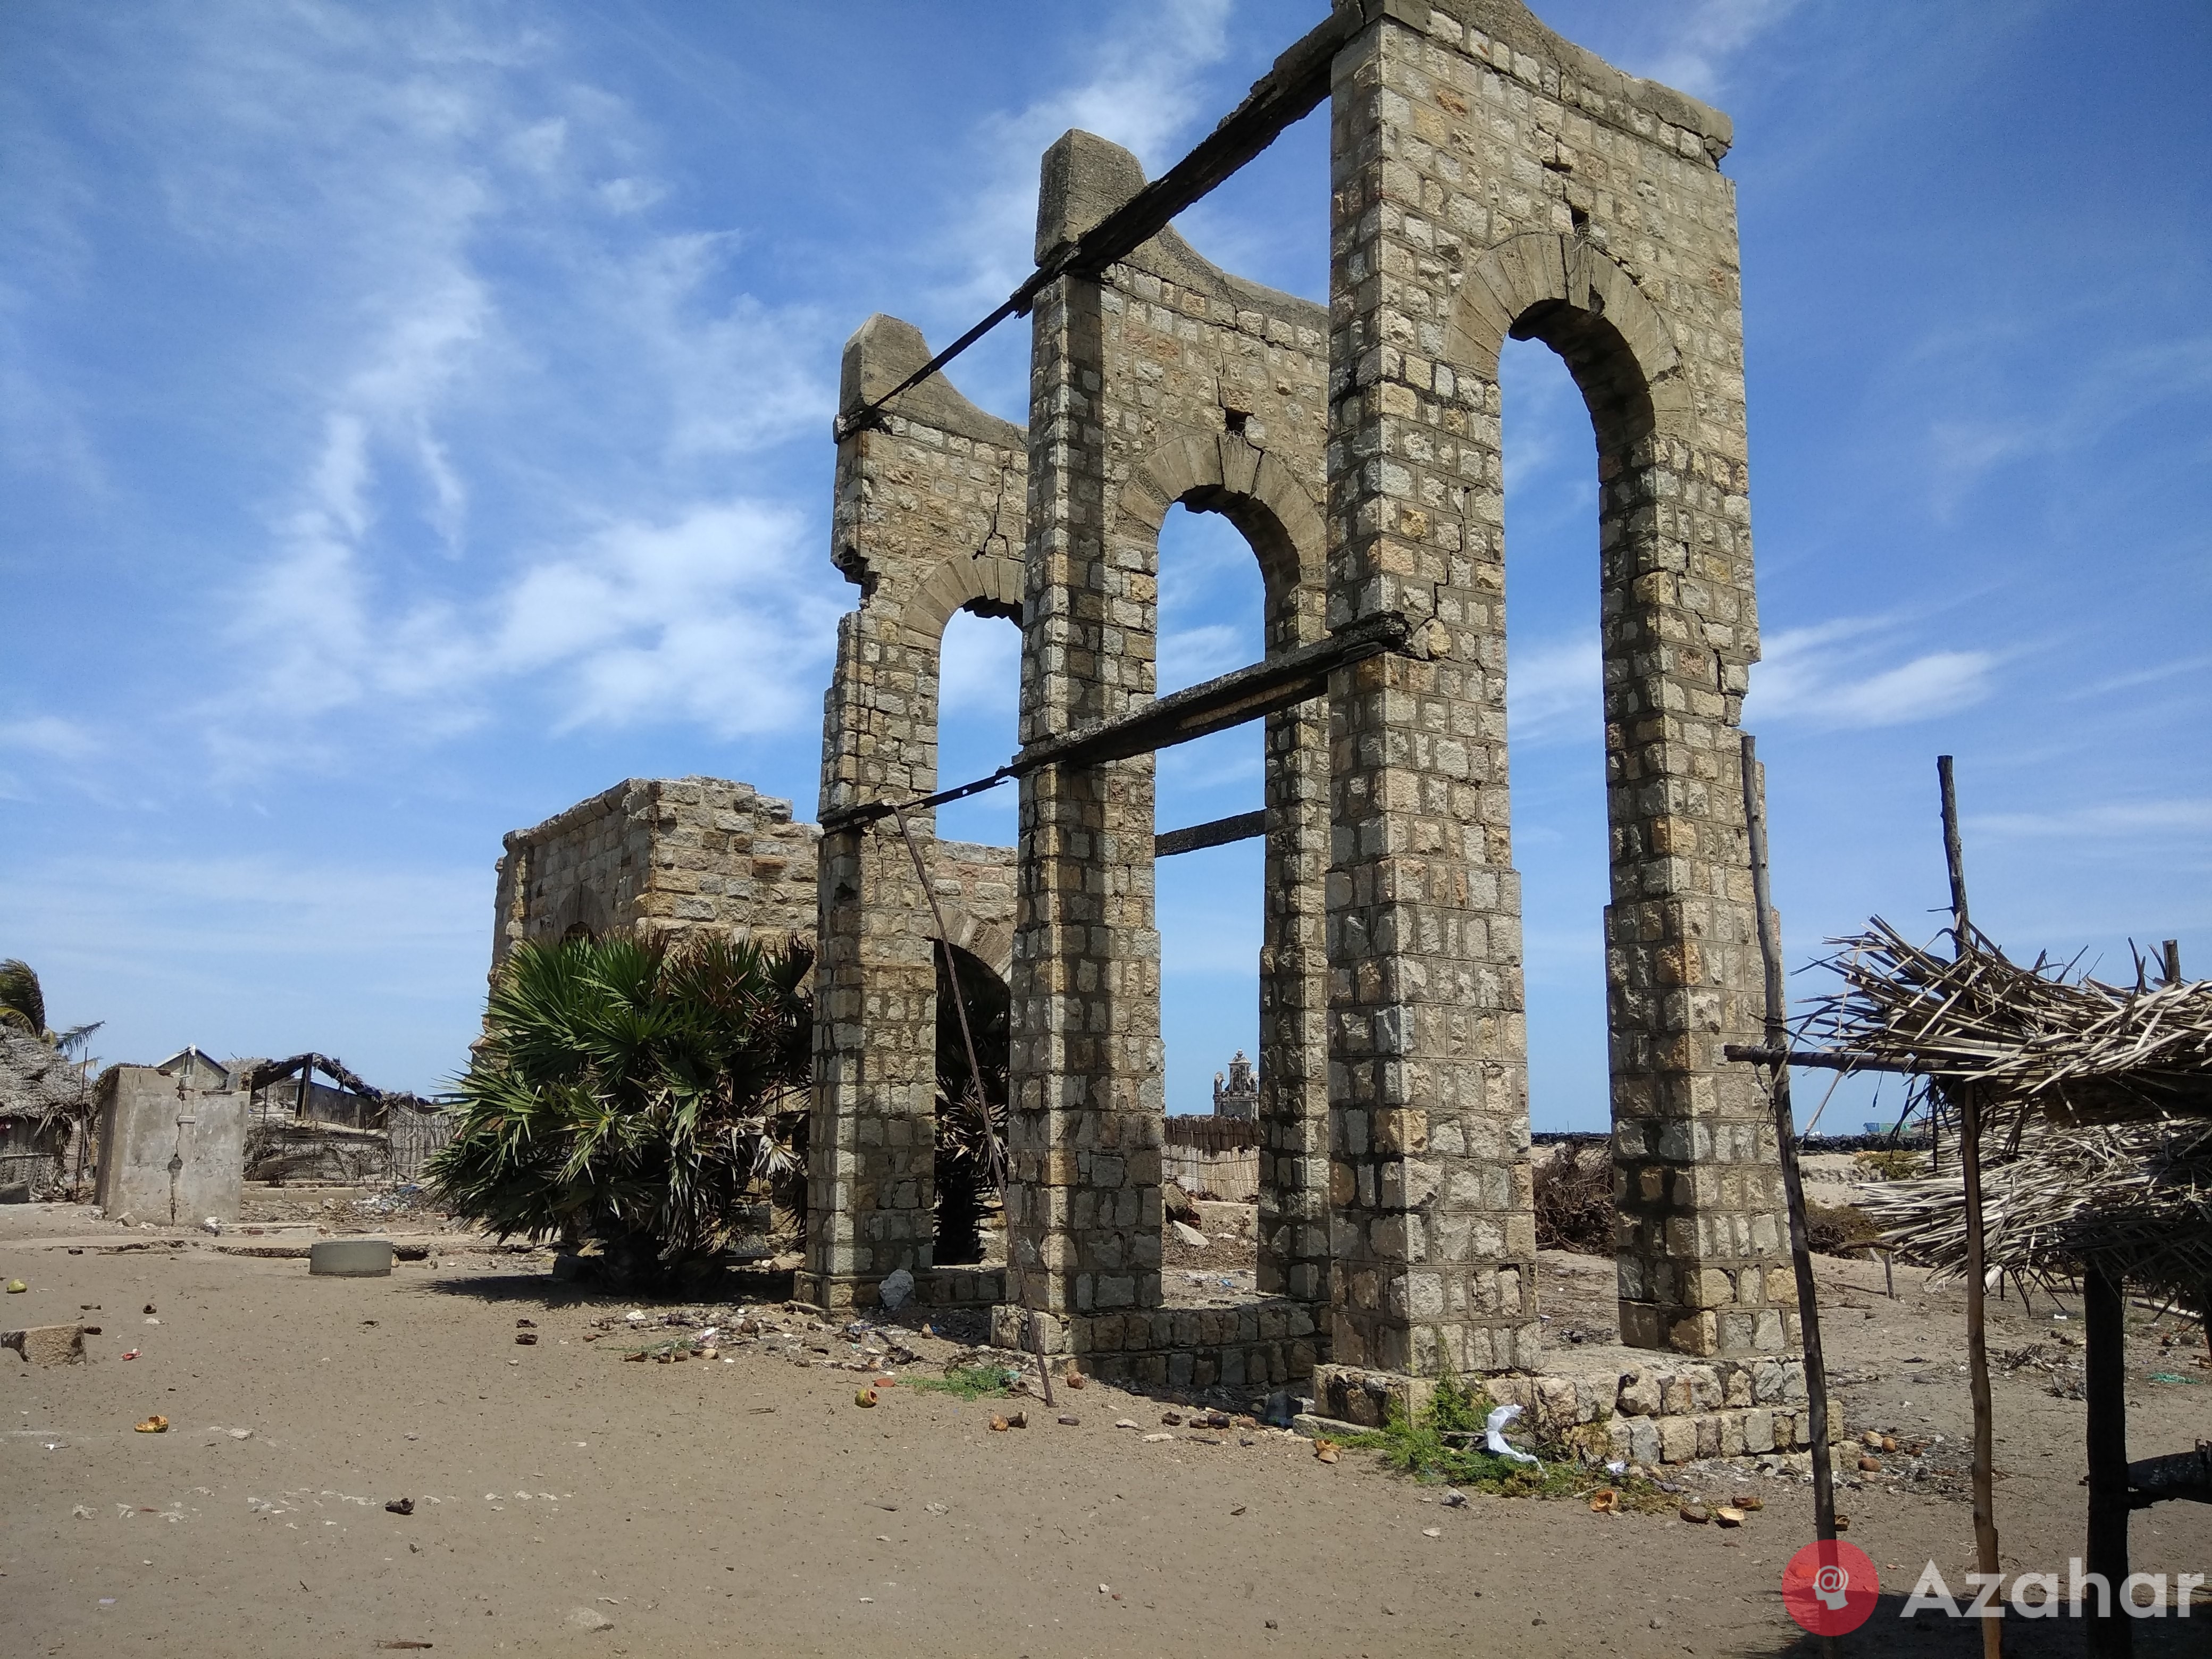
[990, 1300, 1320, 1391]
[797, 1265, 1005, 1313]
[1315, 1354, 1846, 1467]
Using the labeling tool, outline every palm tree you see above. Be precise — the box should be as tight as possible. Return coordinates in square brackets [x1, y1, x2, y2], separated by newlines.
[0, 959, 102, 1058]
[426, 931, 812, 1279]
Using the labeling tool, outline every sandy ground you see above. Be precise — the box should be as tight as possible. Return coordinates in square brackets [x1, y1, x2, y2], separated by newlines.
[4, 1200, 2208, 1658]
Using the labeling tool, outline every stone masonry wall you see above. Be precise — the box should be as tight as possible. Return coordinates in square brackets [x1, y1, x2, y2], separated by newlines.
[801, 315, 1031, 1311]
[1323, 0, 1789, 1364]
[1009, 130, 1336, 1345]
[491, 777, 821, 976]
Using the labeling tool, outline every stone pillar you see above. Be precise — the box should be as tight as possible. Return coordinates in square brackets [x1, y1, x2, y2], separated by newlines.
[1323, 10, 1540, 1378]
[1255, 576, 1335, 1311]
[1326, 0, 1789, 1360]
[1005, 135, 1167, 1333]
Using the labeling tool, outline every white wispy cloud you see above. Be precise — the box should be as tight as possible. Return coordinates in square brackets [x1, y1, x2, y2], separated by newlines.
[1160, 622, 1249, 690]
[1748, 617, 1998, 729]
[1508, 634, 1602, 747]
[49, 2, 848, 772]
[0, 715, 103, 760]
[1636, 0, 1803, 102]
[1967, 799, 2212, 842]
[945, 0, 1236, 310]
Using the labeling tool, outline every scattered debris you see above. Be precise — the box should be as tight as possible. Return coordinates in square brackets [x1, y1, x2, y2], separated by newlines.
[5, 1279, 24, 1294]
[855, 1389, 877, 1408]
[135, 1415, 169, 1434]
[1679, 1500, 1709, 1523]
[384, 1498, 414, 1515]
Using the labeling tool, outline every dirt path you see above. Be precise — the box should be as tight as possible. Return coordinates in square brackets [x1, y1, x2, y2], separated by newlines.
[4, 1204, 2206, 1657]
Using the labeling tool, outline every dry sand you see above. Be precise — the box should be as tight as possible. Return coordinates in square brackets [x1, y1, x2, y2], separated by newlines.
[3, 1200, 2207, 1657]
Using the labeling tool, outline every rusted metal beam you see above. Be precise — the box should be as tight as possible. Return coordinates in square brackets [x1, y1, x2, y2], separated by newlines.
[1723, 1045, 1936, 1075]
[822, 611, 1411, 834]
[831, 5, 1361, 445]
[1154, 810, 1266, 859]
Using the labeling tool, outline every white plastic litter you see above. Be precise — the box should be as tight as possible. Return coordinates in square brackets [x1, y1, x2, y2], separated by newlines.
[1484, 1402, 1540, 1467]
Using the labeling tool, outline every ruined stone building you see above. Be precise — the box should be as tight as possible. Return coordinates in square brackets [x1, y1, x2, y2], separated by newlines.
[498, 1, 1806, 1411]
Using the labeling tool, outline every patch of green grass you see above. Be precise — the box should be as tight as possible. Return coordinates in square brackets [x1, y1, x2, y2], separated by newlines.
[908, 1365, 1020, 1401]
[1345, 1371, 1662, 1505]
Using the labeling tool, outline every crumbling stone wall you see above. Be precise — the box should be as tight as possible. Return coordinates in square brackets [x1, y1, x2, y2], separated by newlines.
[1325, 0, 1788, 1361]
[800, 318, 1030, 1310]
[491, 777, 822, 975]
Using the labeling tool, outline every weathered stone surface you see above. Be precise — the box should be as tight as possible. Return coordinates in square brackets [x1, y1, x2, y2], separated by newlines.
[2, 1323, 89, 1364]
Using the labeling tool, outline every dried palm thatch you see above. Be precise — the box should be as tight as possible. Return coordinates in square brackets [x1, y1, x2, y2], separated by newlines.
[1862, 1117, 2212, 1304]
[1800, 918, 2212, 1127]
[0, 1027, 90, 1125]
[1792, 919, 2212, 1304]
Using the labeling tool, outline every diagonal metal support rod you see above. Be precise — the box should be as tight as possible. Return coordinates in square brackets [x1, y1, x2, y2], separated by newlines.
[830, 5, 1360, 445]
[821, 611, 1411, 835]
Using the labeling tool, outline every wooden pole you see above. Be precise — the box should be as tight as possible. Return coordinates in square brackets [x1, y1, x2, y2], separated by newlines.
[1740, 738, 1839, 1598]
[1937, 755, 2003, 1659]
[2083, 1260, 2132, 1655]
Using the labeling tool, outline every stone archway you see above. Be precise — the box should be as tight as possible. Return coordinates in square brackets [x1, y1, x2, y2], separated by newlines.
[1108, 431, 1335, 1311]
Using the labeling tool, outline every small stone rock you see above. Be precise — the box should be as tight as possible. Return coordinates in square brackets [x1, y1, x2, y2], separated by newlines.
[1421, 1526, 1442, 1538]
[565, 1607, 613, 1631]
[877, 1268, 915, 1313]
[1170, 1220, 1209, 1249]
[1057, 1414, 1080, 1426]
[385, 1497, 414, 1515]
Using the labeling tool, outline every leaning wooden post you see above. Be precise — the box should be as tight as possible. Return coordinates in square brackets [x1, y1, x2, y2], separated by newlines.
[1739, 738, 1838, 1565]
[1937, 755, 2003, 1659]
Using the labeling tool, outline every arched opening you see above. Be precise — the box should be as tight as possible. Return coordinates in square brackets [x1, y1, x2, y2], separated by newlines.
[1154, 501, 1266, 1119]
[932, 941, 1006, 1263]
[934, 605, 1023, 845]
[1500, 336, 1611, 1135]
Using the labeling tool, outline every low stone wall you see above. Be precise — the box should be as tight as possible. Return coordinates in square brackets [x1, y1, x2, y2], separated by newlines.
[1315, 1355, 1844, 1467]
[996, 1301, 1320, 1392]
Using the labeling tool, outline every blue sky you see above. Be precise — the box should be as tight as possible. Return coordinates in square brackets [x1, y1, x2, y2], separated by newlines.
[3, 2, 2206, 1127]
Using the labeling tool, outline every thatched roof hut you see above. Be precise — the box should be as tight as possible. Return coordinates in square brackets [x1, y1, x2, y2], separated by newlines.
[0, 1027, 87, 1124]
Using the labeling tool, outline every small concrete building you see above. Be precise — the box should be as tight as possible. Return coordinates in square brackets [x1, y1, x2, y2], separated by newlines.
[95, 1046, 246, 1225]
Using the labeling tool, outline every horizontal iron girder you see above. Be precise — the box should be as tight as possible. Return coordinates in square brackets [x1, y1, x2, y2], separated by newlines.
[1153, 810, 1266, 859]
[821, 610, 1413, 835]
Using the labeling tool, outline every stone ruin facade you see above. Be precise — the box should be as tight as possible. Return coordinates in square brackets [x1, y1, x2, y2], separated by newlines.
[798, 0, 1797, 1383]
[492, 774, 1016, 1000]
[496, 1, 1799, 1393]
